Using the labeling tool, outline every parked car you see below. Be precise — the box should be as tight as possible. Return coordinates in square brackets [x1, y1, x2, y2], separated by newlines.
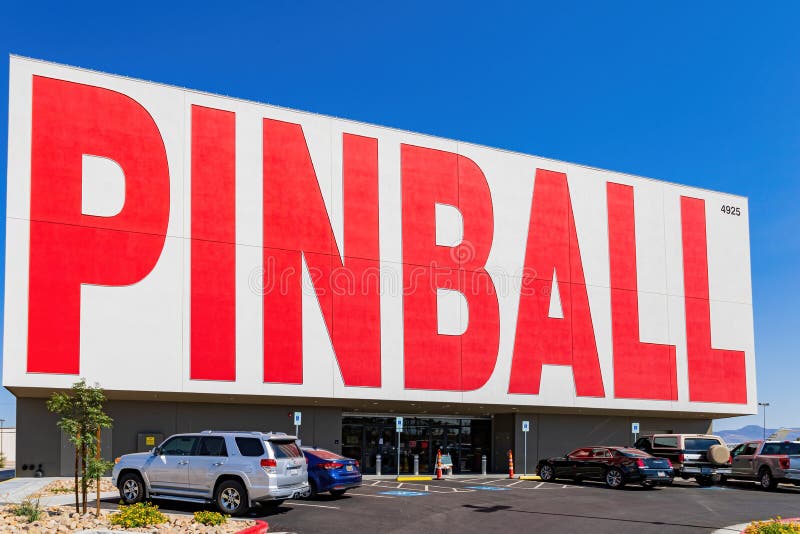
[302, 447, 362, 497]
[112, 431, 310, 516]
[723, 440, 800, 490]
[536, 446, 674, 489]
[786, 453, 800, 486]
[634, 434, 731, 486]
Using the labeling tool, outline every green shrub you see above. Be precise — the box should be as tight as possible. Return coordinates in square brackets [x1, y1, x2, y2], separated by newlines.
[194, 510, 229, 526]
[13, 499, 43, 522]
[110, 501, 167, 528]
[745, 517, 800, 534]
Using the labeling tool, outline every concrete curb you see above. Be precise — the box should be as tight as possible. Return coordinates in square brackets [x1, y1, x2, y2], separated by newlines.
[237, 519, 269, 533]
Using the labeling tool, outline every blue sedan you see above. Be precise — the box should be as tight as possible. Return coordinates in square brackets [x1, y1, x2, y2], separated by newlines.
[302, 447, 362, 497]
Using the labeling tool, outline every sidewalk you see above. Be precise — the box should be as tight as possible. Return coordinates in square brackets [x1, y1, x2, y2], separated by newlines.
[0, 476, 58, 504]
[0, 476, 119, 506]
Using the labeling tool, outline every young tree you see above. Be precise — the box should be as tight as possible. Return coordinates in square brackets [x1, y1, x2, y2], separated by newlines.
[47, 379, 113, 514]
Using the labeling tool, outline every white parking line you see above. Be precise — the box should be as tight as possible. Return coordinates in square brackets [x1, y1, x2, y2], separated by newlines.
[535, 482, 545, 489]
[288, 502, 340, 510]
[349, 492, 396, 499]
[509, 480, 524, 486]
[480, 479, 516, 486]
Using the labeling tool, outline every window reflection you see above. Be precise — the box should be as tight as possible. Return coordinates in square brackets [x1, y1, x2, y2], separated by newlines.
[341, 416, 491, 474]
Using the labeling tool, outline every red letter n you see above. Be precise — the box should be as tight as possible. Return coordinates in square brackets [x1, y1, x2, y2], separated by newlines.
[262, 120, 380, 387]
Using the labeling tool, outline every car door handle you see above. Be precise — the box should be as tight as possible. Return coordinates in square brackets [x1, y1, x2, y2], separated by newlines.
[178, 460, 189, 465]
[213, 462, 224, 466]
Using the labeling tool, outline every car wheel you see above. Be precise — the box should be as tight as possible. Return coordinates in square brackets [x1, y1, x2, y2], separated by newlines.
[539, 463, 555, 482]
[695, 476, 715, 487]
[216, 480, 249, 516]
[605, 468, 625, 489]
[718, 475, 728, 484]
[330, 489, 347, 497]
[759, 468, 777, 491]
[308, 479, 318, 499]
[118, 472, 145, 504]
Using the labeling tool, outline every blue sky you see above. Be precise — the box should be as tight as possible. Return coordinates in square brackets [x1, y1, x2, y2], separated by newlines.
[1, 1, 798, 430]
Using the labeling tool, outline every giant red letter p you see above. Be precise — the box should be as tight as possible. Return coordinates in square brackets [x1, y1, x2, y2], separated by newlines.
[27, 77, 170, 374]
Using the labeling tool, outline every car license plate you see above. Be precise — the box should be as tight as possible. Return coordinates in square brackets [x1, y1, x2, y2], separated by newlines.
[346, 465, 353, 472]
[701, 468, 711, 474]
[657, 471, 665, 477]
[287, 467, 299, 475]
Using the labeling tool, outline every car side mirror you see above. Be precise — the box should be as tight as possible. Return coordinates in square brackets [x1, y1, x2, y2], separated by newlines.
[152, 447, 162, 456]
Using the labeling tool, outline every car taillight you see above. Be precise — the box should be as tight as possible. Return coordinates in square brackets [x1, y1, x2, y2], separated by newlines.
[678, 454, 685, 464]
[779, 457, 790, 470]
[636, 458, 645, 468]
[666, 459, 673, 468]
[320, 462, 344, 470]
[355, 460, 360, 468]
[728, 454, 733, 465]
[260, 458, 278, 474]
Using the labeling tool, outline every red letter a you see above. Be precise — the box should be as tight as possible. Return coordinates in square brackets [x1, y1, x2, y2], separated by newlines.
[509, 169, 604, 397]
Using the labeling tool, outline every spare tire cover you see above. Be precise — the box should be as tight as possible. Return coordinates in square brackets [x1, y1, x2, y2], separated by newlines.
[708, 444, 729, 465]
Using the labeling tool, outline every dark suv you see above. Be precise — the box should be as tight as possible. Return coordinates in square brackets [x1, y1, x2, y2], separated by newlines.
[634, 434, 731, 486]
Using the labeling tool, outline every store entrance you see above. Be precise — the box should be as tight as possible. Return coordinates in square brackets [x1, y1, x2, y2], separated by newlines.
[341, 415, 491, 475]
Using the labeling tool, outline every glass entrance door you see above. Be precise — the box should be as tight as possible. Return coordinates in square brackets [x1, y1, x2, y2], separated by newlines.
[341, 416, 492, 475]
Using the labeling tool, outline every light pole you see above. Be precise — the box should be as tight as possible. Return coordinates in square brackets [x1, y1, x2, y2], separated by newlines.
[758, 402, 769, 440]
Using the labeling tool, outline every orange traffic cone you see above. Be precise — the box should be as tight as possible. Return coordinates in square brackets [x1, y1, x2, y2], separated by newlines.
[436, 449, 444, 480]
[508, 449, 514, 479]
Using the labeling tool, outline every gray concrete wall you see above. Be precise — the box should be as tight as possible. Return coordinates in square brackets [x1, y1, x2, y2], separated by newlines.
[16, 397, 61, 477]
[511, 413, 712, 475]
[18, 396, 713, 477]
[17, 398, 342, 477]
[492, 414, 513, 473]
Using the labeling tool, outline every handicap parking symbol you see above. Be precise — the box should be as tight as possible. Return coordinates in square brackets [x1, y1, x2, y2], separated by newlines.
[466, 486, 511, 491]
[379, 490, 429, 497]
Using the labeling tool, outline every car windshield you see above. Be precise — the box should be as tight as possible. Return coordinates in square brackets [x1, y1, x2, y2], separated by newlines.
[684, 438, 721, 451]
[617, 448, 651, 458]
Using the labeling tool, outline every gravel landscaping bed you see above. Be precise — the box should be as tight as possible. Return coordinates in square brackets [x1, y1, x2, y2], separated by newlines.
[33, 478, 117, 497]
[0, 504, 256, 533]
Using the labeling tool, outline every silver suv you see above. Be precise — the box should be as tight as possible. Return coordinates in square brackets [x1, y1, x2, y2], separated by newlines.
[112, 431, 309, 515]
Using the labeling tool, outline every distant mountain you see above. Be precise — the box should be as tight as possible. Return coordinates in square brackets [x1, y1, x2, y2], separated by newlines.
[715, 425, 800, 444]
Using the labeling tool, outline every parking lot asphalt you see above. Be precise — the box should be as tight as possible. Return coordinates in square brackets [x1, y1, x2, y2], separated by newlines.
[96, 477, 800, 533]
